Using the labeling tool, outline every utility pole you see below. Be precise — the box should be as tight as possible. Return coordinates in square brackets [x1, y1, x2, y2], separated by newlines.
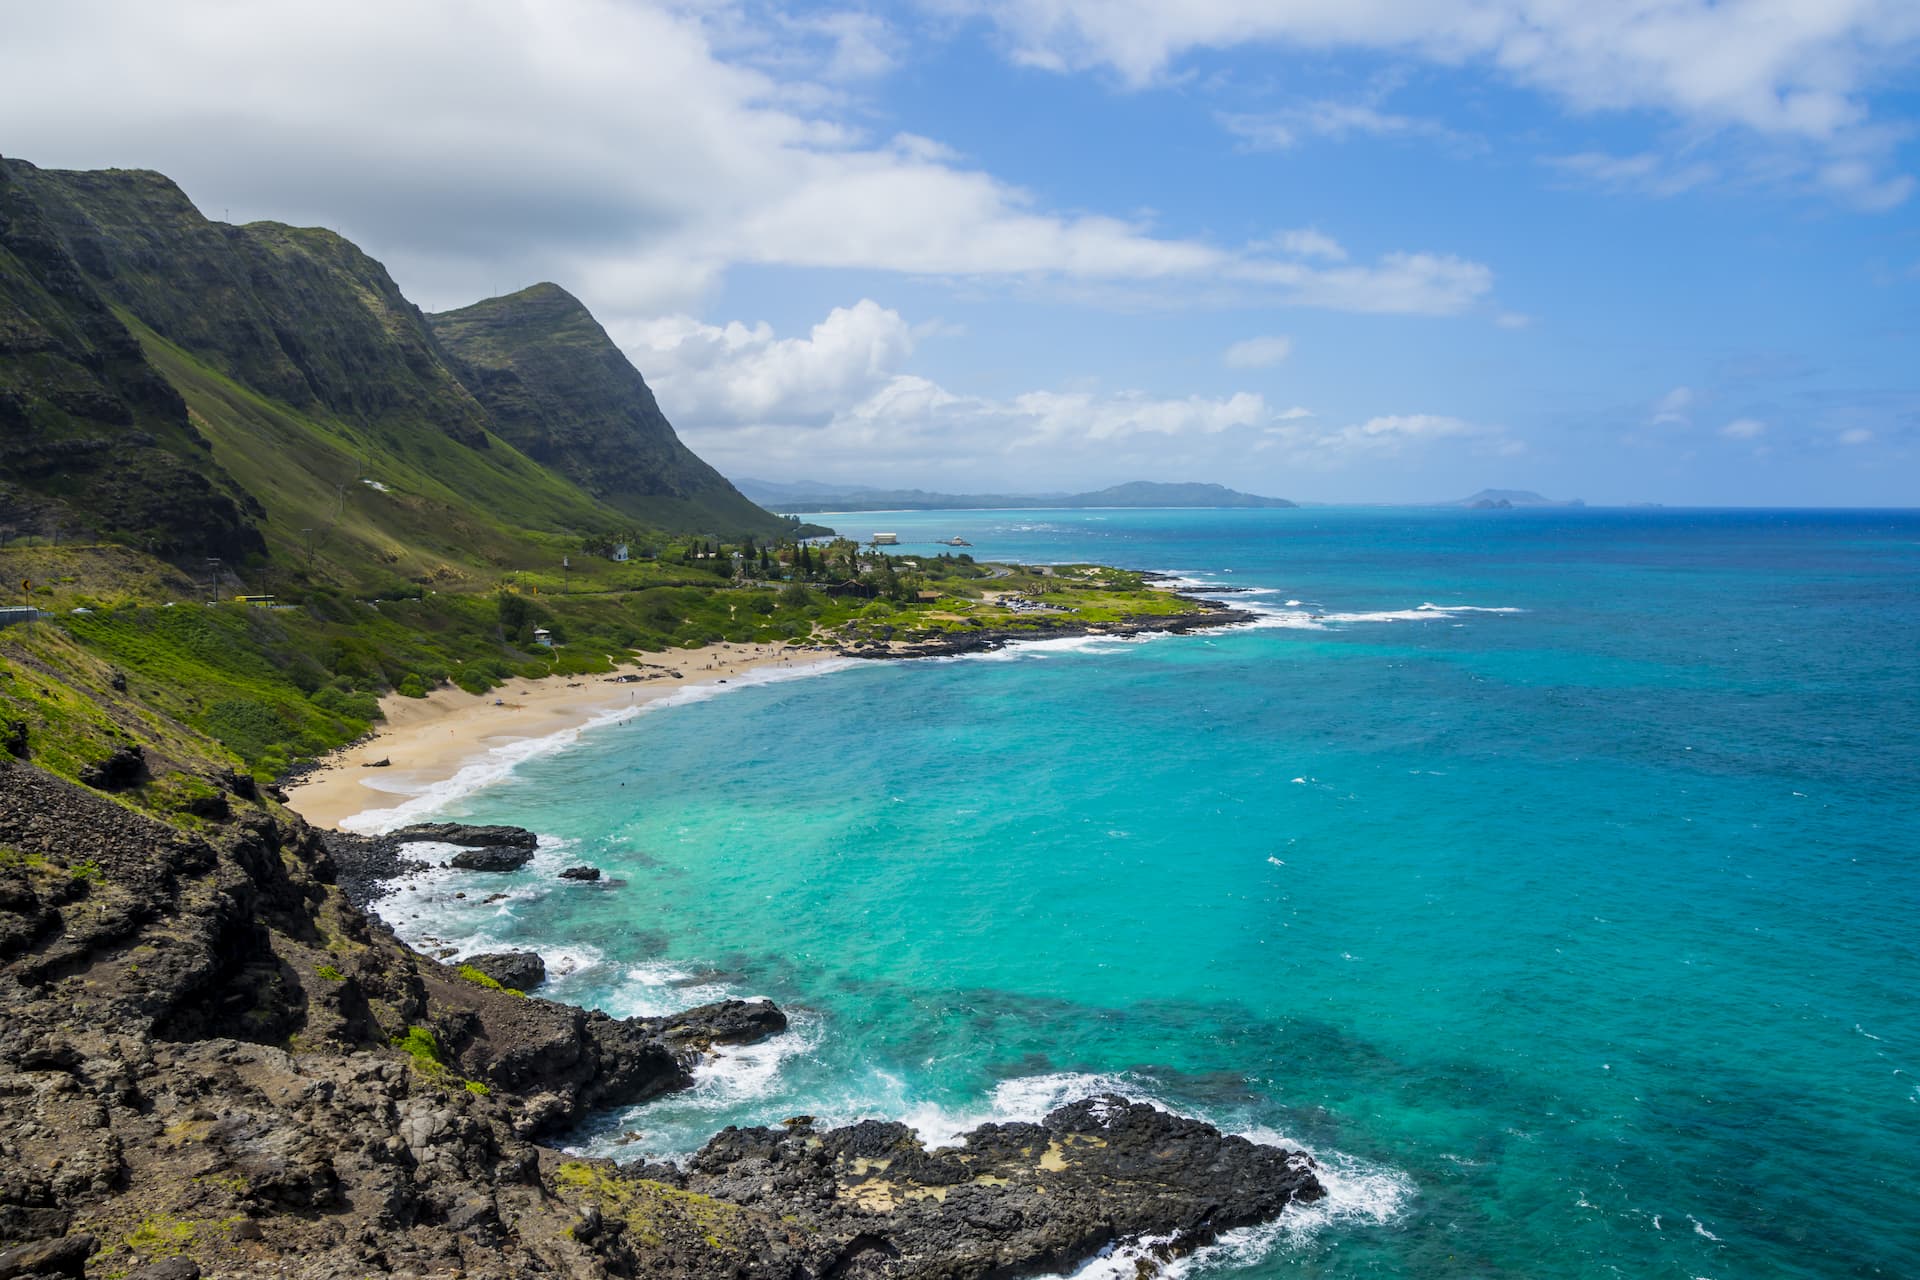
[206, 557, 222, 605]
[562, 555, 570, 596]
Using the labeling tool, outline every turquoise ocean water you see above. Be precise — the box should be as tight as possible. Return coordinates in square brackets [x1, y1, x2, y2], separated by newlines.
[358, 508, 1920, 1278]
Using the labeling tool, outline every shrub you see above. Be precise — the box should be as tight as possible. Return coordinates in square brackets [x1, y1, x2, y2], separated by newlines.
[201, 699, 292, 762]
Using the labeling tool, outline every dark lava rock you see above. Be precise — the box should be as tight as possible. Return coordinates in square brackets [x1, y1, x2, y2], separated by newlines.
[558, 864, 601, 881]
[178, 788, 230, 820]
[635, 998, 787, 1051]
[127, 1259, 201, 1280]
[448, 845, 536, 872]
[77, 743, 146, 790]
[674, 1094, 1324, 1278]
[391, 822, 538, 851]
[0, 1232, 96, 1278]
[318, 830, 430, 909]
[464, 950, 546, 991]
[3, 720, 27, 759]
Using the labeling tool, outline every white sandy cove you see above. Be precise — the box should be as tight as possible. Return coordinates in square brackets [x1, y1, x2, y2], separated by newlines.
[282, 641, 845, 831]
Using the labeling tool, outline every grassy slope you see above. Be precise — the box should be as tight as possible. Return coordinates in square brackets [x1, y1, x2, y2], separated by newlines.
[130, 315, 658, 594]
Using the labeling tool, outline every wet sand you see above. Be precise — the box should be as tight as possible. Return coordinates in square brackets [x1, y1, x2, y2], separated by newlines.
[283, 641, 841, 830]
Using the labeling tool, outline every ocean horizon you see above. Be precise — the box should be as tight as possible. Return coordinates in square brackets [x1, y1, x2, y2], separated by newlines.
[354, 506, 1920, 1279]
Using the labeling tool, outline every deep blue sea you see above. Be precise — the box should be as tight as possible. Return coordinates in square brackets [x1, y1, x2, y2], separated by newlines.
[361, 508, 1920, 1279]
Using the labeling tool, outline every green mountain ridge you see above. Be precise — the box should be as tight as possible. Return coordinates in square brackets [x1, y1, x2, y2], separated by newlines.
[0, 156, 791, 590]
[430, 283, 777, 533]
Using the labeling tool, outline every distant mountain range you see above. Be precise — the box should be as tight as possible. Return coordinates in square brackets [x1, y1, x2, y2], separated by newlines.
[734, 479, 1297, 513]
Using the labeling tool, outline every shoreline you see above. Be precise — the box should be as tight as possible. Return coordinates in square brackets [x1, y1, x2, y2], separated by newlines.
[281, 640, 845, 830]
[284, 597, 1252, 833]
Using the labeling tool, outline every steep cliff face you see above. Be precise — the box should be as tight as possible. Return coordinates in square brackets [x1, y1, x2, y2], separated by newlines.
[430, 283, 784, 534]
[3, 158, 790, 568]
[5, 160, 493, 450]
[0, 159, 264, 557]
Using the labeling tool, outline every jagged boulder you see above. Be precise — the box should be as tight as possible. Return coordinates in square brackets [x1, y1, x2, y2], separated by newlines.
[463, 950, 545, 992]
[76, 742, 146, 790]
[390, 822, 538, 851]
[447, 845, 535, 872]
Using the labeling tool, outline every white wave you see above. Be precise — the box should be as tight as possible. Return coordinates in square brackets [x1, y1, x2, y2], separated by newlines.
[339, 659, 860, 834]
[903, 1071, 1151, 1150]
[1232, 599, 1524, 632]
[677, 1012, 825, 1112]
[601, 958, 745, 1019]
[1038, 1232, 1182, 1280]
[956, 633, 1155, 663]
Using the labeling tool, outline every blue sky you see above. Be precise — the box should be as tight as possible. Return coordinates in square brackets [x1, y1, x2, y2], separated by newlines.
[4, 1, 1918, 504]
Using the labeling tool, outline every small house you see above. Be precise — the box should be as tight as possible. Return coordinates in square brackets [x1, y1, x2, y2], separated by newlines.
[610, 543, 630, 563]
[532, 627, 553, 648]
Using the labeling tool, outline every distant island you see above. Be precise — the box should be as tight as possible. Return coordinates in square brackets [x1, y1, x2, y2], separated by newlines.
[735, 478, 1298, 513]
[1445, 488, 1586, 510]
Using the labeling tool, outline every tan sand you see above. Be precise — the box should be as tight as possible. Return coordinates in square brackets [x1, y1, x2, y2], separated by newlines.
[282, 641, 844, 831]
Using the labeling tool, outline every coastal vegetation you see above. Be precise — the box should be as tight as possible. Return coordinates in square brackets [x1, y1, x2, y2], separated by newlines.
[0, 156, 1230, 810]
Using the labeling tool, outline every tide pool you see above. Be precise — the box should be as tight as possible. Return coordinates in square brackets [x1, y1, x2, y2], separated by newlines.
[364, 508, 1920, 1279]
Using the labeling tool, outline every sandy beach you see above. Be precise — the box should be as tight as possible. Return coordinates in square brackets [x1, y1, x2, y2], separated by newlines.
[282, 641, 843, 830]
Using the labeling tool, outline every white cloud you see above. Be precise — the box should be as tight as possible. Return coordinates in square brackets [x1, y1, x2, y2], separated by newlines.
[1652, 386, 1695, 425]
[1265, 228, 1348, 262]
[0, 0, 1496, 320]
[1220, 102, 1476, 153]
[1222, 335, 1293, 368]
[1494, 311, 1533, 330]
[616, 299, 915, 424]
[1838, 427, 1874, 445]
[638, 301, 1483, 483]
[1721, 417, 1767, 439]
[1544, 151, 1720, 199]
[966, 0, 1920, 206]
[1234, 252, 1493, 315]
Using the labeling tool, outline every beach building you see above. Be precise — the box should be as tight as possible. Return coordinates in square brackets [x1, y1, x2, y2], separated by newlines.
[871, 532, 899, 545]
[825, 580, 877, 600]
[532, 627, 553, 647]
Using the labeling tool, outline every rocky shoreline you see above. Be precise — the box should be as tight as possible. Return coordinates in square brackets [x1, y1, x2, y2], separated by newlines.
[1, 746, 1322, 1279]
[842, 595, 1255, 660]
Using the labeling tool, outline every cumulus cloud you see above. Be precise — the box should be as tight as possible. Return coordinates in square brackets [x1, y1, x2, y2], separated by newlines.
[1838, 427, 1874, 445]
[1222, 335, 1293, 368]
[964, 0, 1920, 207]
[615, 300, 915, 425]
[0, 0, 1497, 320]
[629, 300, 1483, 483]
[1721, 417, 1767, 439]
